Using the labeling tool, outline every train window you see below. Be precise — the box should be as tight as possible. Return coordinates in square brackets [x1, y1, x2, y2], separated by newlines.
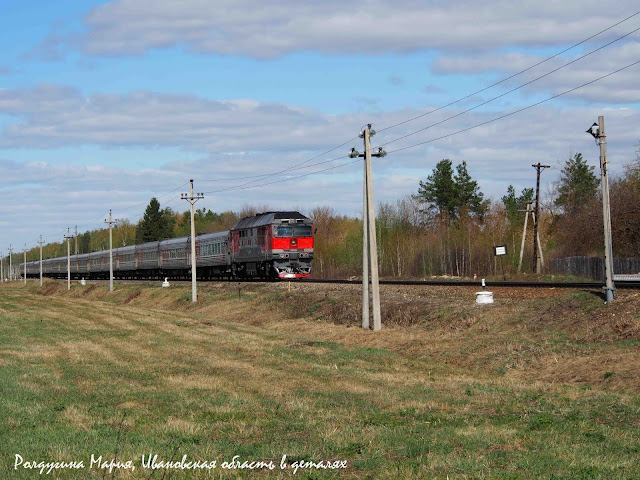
[293, 225, 312, 237]
[274, 226, 293, 237]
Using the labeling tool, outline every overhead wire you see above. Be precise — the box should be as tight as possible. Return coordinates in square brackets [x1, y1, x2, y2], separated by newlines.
[384, 58, 640, 156]
[8, 11, 640, 252]
[376, 10, 640, 134]
[193, 11, 640, 197]
[378, 22, 640, 149]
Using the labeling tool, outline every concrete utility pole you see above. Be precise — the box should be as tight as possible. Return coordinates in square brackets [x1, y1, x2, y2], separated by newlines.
[1, 251, 3, 283]
[38, 236, 44, 287]
[23, 244, 26, 285]
[104, 211, 120, 293]
[8, 245, 13, 281]
[181, 180, 204, 303]
[64, 228, 73, 290]
[349, 124, 387, 331]
[361, 151, 369, 328]
[532, 210, 544, 270]
[517, 203, 531, 273]
[531, 163, 549, 273]
[587, 117, 615, 302]
[74, 225, 78, 255]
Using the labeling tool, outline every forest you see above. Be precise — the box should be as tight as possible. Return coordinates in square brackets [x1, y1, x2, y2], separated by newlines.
[12, 150, 640, 280]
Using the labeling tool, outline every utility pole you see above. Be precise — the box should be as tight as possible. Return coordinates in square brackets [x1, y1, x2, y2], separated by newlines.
[517, 203, 544, 273]
[181, 180, 204, 303]
[349, 124, 387, 331]
[64, 228, 73, 290]
[517, 203, 531, 273]
[1, 251, 3, 283]
[23, 244, 26, 285]
[38, 236, 44, 287]
[532, 210, 544, 270]
[531, 163, 549, 273]
[75, 225, 78, 255]
[8, 245, 13, 281]
[587, 117, 615, 302]
[104, 211, 120, 293]
[361, 151, 369, 328]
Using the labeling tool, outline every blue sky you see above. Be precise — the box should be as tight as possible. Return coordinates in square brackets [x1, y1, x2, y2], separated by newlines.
[1, 0, 640, 255]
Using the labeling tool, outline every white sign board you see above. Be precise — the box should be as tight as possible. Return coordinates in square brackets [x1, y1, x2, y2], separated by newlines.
[494, 245, 507, 256]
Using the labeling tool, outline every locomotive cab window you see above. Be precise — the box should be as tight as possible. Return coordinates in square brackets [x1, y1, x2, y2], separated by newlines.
[274, 226, 293, 237]
[274, 225, 312, 237]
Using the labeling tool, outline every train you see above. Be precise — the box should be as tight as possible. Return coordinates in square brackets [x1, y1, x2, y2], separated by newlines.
[22, 211, 314, 281]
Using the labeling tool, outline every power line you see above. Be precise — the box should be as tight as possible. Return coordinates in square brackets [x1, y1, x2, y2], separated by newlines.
[378, 22, 640, 149]
[195, 136, 359, 192]
[384, 58, 640, 156]
[377, 10, 640, 135]
[193, 13, 640, 199]
[194, 55, 639, 198]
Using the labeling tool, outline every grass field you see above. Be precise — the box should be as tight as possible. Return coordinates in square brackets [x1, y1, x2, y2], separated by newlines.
[1, 280, 639, 479]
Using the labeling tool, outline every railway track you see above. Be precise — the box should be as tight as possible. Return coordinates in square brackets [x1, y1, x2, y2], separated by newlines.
[299, 278, 640, 289]
[46, 277, 640, 289]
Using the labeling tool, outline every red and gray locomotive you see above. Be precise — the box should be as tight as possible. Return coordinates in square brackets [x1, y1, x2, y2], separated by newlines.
[24, 211, 314, 281]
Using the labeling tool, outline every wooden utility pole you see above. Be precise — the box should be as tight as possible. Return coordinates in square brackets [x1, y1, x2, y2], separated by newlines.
[181, 180, 204, 303]
[531, 163, 549, 273]
[349, 125, 386, 331]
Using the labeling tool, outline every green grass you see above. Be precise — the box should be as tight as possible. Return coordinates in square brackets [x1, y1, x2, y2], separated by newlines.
[0, 284, 639, 478]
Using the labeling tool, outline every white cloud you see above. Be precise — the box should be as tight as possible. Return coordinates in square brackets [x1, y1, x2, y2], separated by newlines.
[431, 40, 640, 103]
[1, 83, 639, 250]
[35, 0, 640, 59]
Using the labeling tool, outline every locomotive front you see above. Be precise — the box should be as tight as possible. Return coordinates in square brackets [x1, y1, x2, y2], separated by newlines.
[230, 211, 314, 279]
[270, 213, 314, 278]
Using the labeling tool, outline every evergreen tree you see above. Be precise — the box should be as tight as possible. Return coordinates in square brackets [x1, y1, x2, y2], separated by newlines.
[502, 185, 534, 225]
[135, 198, 175, 243]
[555, 153, 599, 211]
[415, 159, 458, 219]
[454, 161, 487, 218]
[415, 159, 487, 221]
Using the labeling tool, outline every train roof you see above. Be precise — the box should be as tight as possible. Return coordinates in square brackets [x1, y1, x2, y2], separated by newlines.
[232, 211, 310, 230]
[197, 230, 229, 241]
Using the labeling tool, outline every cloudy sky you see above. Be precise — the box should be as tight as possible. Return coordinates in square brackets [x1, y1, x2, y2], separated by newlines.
[1, 0, 640, 253]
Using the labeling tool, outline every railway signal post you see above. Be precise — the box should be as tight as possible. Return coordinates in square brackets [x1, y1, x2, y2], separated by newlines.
[349, 124, 386, 331]
[587, 116, 615, 302]
[181, 180, 204, 303]
[64, 229, 73, 291]
[105, 211, 121, 293]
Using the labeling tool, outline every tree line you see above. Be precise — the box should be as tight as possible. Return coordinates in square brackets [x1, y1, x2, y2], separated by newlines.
[9, 148, 640, 279]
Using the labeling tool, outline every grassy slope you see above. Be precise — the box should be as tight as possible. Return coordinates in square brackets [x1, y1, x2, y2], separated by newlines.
[0, 281, 639, 479]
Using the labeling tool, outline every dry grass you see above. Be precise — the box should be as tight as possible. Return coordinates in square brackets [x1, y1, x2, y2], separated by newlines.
[1, 280, 639, 478]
